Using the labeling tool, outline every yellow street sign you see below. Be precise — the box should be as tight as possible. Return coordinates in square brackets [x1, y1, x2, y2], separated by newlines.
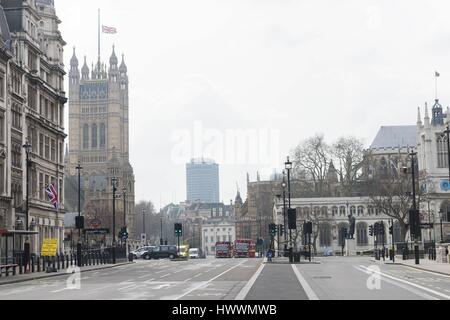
[41, 238, 58, 257]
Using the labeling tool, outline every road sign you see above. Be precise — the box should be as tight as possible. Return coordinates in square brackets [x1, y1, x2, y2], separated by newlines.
[141, 233, 147, 242]
[41, 238, 58, 257]
[83, 228, 109, 235]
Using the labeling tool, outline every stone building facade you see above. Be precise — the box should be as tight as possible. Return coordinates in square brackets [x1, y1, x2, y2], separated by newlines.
[0, 0, 67, 257]
[65, 42, 136, 243]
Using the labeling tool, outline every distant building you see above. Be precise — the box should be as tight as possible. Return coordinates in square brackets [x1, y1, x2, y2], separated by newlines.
[201, 221, 235, 256]
[186, 158, 219, 203]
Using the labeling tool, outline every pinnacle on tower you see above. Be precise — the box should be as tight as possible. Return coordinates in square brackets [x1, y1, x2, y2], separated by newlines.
[119, 53, 127, 73]
[81, 56, 89, 80]
[417, 107, 422, 126]
[110, 45, 118, 67]
[70, 47, 78, 67]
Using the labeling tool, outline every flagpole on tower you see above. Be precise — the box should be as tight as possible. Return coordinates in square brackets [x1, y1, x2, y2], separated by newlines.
[98, 8, 101, 63]
[435, 71, 440, 100]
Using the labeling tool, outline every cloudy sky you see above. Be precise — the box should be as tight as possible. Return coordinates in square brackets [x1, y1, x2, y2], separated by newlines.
[57, 0, 450, 207]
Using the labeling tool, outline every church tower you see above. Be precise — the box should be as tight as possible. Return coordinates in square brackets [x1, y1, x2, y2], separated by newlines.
[66, 45, 135, 241]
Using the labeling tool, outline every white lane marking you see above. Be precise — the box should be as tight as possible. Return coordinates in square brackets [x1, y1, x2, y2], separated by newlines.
[291, 265, 319, 300]
[235, 262, 265, 300]
[354, 266, 437, 300]
[192, 273, 203, 278]
[173, 259, 247, 300]
[184, 277, 193, 282]
[118, 283, 137, 291]
[160, 274, 171, 279]
[357, 265, 449, 300]
[51, 287, 71, 293]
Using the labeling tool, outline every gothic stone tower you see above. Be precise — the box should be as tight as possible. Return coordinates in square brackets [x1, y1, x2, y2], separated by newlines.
[66, 46, 135, 241]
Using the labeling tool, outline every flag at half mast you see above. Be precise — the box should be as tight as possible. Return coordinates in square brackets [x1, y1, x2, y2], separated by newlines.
[102, 25, 117, 34]
[435, 71, 440, 77]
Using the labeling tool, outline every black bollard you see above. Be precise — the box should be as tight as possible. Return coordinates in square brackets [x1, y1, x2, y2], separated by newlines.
[31, 255, 35, 273]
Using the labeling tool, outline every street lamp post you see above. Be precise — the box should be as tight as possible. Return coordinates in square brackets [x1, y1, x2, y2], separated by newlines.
[285, 156, 293, 261]
[160, 216, 163, 245]
[282, 171, 287, 256]
[75, 162, 82, 267]
[111, 177, 117, 264]
[439, 209, 444, 243]
[23, 141, 32, 272]
[408, 150, 420, 265]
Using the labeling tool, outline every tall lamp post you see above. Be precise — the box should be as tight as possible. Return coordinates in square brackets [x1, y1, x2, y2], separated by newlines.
[408, 150, 420, 265]
[75, 162, 82, 267]
[111, 177, 117, 264]
[23, 141, 32, 272]
[285, 156, 293, 260]
[439, 209, 444, 243]
[282, 171, 287, 255]
[160, 216, 163, 245]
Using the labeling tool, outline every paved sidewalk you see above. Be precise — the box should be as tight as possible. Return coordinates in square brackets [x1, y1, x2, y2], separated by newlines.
[370, 257, 450, 276]
[0, 261, 134, 286]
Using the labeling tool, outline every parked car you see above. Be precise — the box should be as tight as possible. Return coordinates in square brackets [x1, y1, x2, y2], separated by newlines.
[142, 245, 178, 260]
[189, 248, 200, 259]
[131, 246, 156, 259]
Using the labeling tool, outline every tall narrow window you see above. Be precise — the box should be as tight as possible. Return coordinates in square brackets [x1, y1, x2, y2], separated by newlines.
[437, 136, 448, 168]
[91, 124, 98, 148]
[100, 123, 106, 148]
[83, 124, 89, 149]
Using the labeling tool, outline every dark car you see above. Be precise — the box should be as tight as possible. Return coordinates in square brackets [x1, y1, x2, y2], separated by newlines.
[142, 245, 178, 260]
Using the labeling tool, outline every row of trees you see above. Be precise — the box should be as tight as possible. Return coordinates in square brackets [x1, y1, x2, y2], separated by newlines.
[290, 134, 420, 242]
[292, 134, 364, 197]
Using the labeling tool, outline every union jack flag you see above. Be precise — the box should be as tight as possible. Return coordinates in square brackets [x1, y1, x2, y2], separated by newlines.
[102, 25, 117, 34]
[45, 183, 59, 210]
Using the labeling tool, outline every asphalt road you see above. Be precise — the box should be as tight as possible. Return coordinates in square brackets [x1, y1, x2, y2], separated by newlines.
[0, 256, 449, 300]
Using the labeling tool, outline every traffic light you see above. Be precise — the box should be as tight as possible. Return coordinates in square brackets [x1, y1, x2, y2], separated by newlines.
[174, 223, 183, 237]
[288, 209, 297, 230]
[408, 209, 421, 240]
[342, 228, 348, 240]
[279, 224, 284, 236]
[369, 225, 374, 237]
[379, 222, 385, 235]
[122, 227, 129, 240]
[269, 224, 277, 237]
[389, 225, 394, 235]
[75, 216, 84, 229]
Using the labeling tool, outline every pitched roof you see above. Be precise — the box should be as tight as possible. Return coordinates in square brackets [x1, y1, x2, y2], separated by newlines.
[370, 125, 418, 149]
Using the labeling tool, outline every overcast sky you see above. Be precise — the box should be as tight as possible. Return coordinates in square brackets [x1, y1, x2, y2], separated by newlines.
[57, 0, 450, 208]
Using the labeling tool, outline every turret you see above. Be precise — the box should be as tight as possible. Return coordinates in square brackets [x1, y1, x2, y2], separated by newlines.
[109, 45, 119, 82]
[417, 107, 422, 127]
[69, 47, 79, 84]
[424, 102, 430, 127]
[81, 56, 89, 80]
[431, 99, 444, 126]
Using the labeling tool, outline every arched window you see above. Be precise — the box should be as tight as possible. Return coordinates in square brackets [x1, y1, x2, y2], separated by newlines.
[313, 207, 320, 216]
[338, 222, 349, 246]
[356, 222, 368, 246]
[83, 124, 89, 149]
[350, 206, 356, 216]
[331, 206, 338, 216]
[357, 206, 364, 216]
[321, 206, 328, 217]
[339, 206, 346, 216]
[92, 124, 97, 148]
[368, 206, 374, 216]
[319, 222, 332, 247]
[100, 123, 106, 148]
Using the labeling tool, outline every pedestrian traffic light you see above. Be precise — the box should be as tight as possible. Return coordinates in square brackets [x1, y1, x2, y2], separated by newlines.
[369, 225, 374, 237]
[279, 224, 284, 236]
[122, 227, 129, 240]
[408, 209, 421, 240]
[174, 223, 183, 237]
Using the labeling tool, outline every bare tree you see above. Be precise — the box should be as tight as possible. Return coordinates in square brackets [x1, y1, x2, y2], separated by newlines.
[292, 134, 331, 196]
[332, 136, 365, 196]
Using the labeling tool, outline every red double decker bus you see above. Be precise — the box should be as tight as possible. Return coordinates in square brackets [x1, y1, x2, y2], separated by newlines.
[215, 242, 233, 258]
[234, 239, 255, 258]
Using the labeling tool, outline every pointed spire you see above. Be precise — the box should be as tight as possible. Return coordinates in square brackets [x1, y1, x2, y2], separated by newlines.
[81, 56, 89, 79]
[70, 47, 78, 67]
[424, 102, 430, 127]
[119, 53, 127, 73]
[417, 107, 422, 125]
[110, 44, 118, 66]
